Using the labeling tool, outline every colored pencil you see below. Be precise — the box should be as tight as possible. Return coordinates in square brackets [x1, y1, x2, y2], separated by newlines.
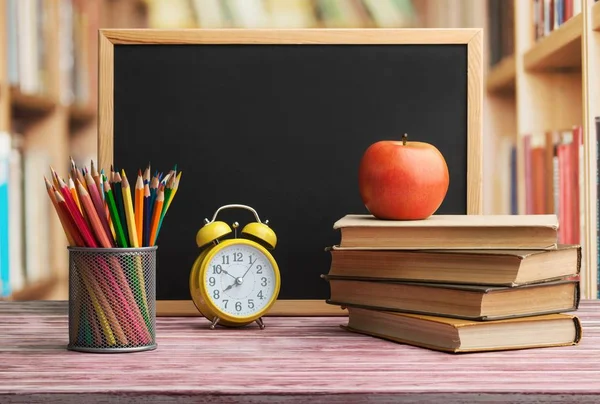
[135, 172, 144, 247]
[122, 171, 151, 329]
[143, 183, 151, 247]
[121, 170, 139, 248]
[112, 171, 130, 246]
[84, 170, 114, 247]
[150, 187, 164, 246]
[166, 171, 182, 212]
[156, 175, 175, 239]
[55, 174, 97, 248]
[104, 179, 128, 248]
[44, 177, 76, 246]
[76, 180, 113, 248]
[69, 177, 83, 214]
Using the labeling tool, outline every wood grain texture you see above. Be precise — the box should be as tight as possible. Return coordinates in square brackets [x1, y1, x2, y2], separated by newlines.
[524, 13, 583, 71]
[98, 32, 114, 172]
[158, 299, 348, 317]
[1, 300, 599, 403]
[485, 54, 516, 94]
[100, 28, 480, 45]
[467, 30, 483, 215]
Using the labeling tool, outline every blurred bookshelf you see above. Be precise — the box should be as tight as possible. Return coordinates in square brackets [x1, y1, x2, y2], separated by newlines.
[0, 0, 148, 301]
[4, 0, 598, 301]
[485, 0, 600, 299]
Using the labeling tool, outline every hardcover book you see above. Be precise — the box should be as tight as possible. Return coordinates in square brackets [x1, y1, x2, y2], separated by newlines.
[344, 306, 582, 353]
[333, 214, 559, 249]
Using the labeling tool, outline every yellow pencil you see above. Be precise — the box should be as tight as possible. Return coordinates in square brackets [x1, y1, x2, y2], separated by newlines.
[121, 170, 139, 248]
[69, 176, 82, 213]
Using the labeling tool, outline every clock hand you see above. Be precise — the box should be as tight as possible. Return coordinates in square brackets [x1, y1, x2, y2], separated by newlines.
[241, 257, 257, 279]
[220, 268, 236, 280]
[223, 275, 245, 292]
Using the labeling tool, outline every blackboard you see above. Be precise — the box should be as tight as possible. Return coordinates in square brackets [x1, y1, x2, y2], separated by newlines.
[98, 29, 483, 316]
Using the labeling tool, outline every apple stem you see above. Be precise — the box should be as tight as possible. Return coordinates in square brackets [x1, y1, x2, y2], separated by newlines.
[402, 133, 408, 146]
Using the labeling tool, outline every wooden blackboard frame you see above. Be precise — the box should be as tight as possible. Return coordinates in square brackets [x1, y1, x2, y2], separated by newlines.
[98, 29, 483, 317]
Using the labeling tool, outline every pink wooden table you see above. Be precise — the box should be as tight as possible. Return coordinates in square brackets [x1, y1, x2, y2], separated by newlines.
[1, 300, 600, 403]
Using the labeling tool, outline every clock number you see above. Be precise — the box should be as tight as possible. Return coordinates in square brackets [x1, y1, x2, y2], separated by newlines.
[233, 252, 243, 262]
[256, 265, 263, 274]
[257, 290, 264, 300]
[213, 290, 220, 299]
[222, 255, 229, 265]
[261, 277, 267, 287]
[209, 277, 216, 287]
[223, 299, 229, 308]
[235, 302, 242, 311]
[212, 265, 222, 274]
[248, 299, 255, 309]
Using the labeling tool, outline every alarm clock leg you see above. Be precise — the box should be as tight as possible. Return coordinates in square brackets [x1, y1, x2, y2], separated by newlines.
[209, 316, 220, 329]
[255, 317, 265, 329]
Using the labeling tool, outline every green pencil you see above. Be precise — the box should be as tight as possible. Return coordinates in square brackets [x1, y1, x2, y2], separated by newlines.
[104, 179, 129, 248]
[156, 175, 175, 239]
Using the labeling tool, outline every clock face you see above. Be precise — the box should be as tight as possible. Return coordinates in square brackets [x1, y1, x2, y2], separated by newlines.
[204, 243, 277, 317]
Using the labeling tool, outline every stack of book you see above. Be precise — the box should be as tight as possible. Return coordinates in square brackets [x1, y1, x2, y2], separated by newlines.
[323, 214, 582, 353]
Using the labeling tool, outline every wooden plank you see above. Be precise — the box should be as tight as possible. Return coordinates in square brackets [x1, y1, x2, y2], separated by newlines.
[0, 300, 599, 403]
[524, 13, 583, 71]
[486, 55, 516, 93]
[10, 86, 56, 117]
[593, 0, 600, 30]
[467, 30, 484, 215]
[101, 28, 481, 45]
[158, 299, 348, 317]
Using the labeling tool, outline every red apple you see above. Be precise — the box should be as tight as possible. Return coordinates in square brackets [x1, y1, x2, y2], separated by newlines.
[358, 134, 449, 220]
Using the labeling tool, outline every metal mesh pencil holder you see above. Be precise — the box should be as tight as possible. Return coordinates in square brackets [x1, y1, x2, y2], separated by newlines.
[67, 246, 157, 353]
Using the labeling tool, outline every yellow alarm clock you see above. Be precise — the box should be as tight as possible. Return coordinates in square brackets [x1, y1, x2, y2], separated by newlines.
[189, 204, 280, 329]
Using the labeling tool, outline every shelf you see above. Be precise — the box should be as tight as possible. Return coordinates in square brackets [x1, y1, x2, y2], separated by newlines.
[10, 86, 57, 117]
[9, 277, 59, 301]
[69, 103, 96, 126]
[486, 55, 516, 94]
[524, 12, 583, 71]
[594, 0, 600, 31]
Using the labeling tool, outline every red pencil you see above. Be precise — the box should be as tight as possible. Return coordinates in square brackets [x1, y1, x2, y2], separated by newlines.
[53, 171, 98, 248]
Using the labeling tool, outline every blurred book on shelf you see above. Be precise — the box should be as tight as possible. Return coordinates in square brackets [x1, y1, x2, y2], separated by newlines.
[533, 0, 582, 42]
[0, 131, 51, 299]
[521, 126, 583, 246]
[5, 0, 98, 106]
[487, 0, 514, 67]
[147, 0, 418, 29]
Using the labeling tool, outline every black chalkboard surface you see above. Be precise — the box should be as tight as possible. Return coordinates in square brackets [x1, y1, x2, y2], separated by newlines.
[99, 30, 483, 315]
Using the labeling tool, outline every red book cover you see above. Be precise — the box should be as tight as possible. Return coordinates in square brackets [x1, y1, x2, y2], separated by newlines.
[531, 147, 546, 214]
[571, 126, 582, 244]
[523, 135, 533, 214]
[557, 143, 568, 243]
[564, 0, 573, 21]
